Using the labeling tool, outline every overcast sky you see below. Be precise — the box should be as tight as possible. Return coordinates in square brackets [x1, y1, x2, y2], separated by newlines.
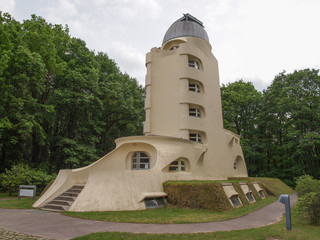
[1, 0, 320, 91]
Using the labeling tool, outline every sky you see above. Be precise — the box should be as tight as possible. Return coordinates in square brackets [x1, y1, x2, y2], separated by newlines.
[1, 0, 320, 91]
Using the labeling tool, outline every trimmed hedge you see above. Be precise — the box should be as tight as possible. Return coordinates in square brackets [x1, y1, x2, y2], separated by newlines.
[163, 178, 293, 211]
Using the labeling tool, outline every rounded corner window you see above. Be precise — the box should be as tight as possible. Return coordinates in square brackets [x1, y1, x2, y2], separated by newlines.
[168, 160, 186, 172]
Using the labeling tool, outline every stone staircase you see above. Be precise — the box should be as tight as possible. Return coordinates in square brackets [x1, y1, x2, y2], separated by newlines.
[41, 184, 85, 212]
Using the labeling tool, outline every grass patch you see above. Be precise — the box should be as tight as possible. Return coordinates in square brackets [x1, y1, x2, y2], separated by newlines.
[0, 192, 18, 198]
[63, 197, 276, 224]
[0, 197, 37, 209]
[72, 207, 320, 240]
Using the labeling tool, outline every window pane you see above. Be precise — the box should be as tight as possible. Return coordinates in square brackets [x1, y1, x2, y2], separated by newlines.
[258, 191, 265, 198]
[140, 153, 148, 158]
[230, 195, 241, 207]
[132, 152, 150, 170]
[246, 192, 255, 202]
[169, 166, 178, 171]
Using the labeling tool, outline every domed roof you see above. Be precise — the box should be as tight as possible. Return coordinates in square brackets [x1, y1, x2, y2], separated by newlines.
[162, 14, 209, 45]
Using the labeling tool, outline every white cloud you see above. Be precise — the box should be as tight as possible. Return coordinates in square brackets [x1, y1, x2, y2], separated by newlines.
[0, 0, 15, 14]
[8, 0, 320, 90]
[107, 41, 146, 85]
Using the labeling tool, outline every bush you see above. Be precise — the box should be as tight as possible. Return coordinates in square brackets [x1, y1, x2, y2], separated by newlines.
[0, 164, 55, 196]
[296, 175, 320, 196]
[296, 192, 320, 224]
[296, 175, 320, 224]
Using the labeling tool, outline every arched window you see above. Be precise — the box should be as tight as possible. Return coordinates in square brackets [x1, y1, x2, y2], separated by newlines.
[132, 152, 150, 170]
[169, 160, 185, 171]
[189, 133, 202, 143]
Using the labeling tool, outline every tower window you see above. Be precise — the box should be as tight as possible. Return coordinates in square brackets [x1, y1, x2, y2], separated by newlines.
[132, 152, 150, 170]
[169, 160, 185, 171]
[188, 59, 200, 69]
[189, 133, 202, 143]
[189, 108, 201, 117]
[189, 83, 200, 93]
[170, 46, 179, 50]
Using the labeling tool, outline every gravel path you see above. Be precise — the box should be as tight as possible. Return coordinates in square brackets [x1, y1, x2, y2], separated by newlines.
[0, 227, 52, 240]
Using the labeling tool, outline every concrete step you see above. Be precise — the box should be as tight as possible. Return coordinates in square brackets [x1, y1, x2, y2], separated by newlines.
[61, 192, 79, 197]
[48, 200, 72, 206]
[55, 196, 76, 201]
[72, 185, 85, 189]
[65, 189, 82, 194]
[41, 184, 85, 212]
[42, 204, 69, 211]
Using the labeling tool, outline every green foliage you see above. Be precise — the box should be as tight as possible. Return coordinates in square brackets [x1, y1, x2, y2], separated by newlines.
[0, 13, 144, 173]
[164, 182, 232, 211]
[296, 175, 320, 224]
[296, 175, 320, 196]
[297, 192, 320, 224]
[221, 69, 320, 185]
[163, 178, 289, 211]
[0, 164, 55, 195]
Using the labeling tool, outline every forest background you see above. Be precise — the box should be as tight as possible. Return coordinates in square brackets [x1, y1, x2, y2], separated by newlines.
[1, 13, 319, 188]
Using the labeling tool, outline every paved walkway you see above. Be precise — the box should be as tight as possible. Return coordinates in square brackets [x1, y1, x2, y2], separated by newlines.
[0, 193, 297, 240]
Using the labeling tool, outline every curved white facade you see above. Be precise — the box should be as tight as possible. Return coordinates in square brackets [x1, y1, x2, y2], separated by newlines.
[33, 14, 248, 211]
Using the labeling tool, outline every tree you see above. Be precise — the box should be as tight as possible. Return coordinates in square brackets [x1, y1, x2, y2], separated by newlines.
[221, 80, 263, 176]
[0, 13, 145, 173]
[260, 69, 320, 185]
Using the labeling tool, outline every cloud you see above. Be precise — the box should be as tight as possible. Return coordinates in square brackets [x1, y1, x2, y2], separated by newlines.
[0, 0, 15, 14]
[107, 41, 146, 85]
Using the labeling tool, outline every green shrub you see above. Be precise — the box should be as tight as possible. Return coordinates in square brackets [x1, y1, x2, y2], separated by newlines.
[0, 164, 55, 196]
[296, 192, 320, 224]
[296, 175, 320, 196]
[296, 175, 320, 224]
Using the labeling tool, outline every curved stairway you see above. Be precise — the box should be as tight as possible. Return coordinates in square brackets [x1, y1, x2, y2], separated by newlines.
[41, 184, 85, 212]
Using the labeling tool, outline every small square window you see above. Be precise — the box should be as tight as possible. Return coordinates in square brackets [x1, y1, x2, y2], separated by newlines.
[189, 133, 202, 143]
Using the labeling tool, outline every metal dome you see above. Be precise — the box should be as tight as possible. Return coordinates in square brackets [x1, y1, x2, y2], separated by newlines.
[162, 14, 209, 45]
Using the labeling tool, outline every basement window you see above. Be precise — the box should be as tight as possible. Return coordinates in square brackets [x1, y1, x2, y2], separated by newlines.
[132, 152, 150, 170]
[230, 195, 242, 207]
[246, 192, 255, 202]
[169, 160, 185, 171]
[258, 190, 265, 198]
[144, 197, 165, 209]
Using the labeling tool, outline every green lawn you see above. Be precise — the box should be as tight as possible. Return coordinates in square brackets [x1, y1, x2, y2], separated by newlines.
[63, 197, 276, 224]
[73, 208, 320, 240]
[0, 192, 17, 198]
[0, 192, 37, 209]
